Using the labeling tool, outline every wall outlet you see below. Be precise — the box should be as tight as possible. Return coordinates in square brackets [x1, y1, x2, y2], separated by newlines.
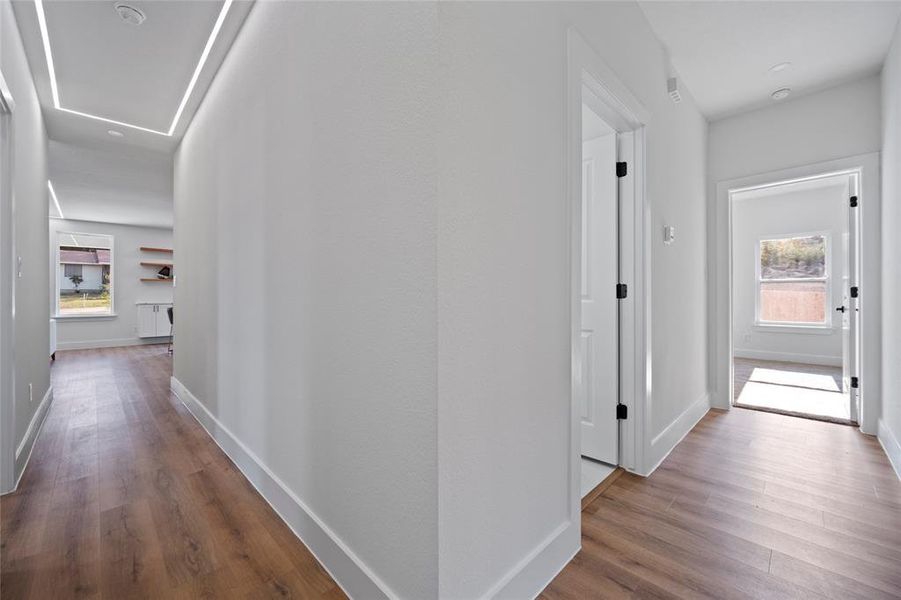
[28, 382, 33, 403]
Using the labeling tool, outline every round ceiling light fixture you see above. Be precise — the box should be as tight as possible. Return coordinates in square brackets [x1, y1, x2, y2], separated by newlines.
[768, 62, 792, 73]
[114, 3, 146, 26]
[771, 87, 792, 101]
[107, 129, 124, 137]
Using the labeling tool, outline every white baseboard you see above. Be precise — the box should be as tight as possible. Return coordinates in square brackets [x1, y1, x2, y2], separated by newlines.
[56, 337, 167, 351]
[733, 348, 841, 367]
[169, 377, 392, 600]
[12, 386, 53, 490]
[878, 419, 901, 481]
[484, 520, 579, 600]
[644, 393, 710, 476]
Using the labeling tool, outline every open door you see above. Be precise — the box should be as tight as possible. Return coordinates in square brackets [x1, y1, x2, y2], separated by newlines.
[845, 176, 861, 423]
[579, 119, 618, 465]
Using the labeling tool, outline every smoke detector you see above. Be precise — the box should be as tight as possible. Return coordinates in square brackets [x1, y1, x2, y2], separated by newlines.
[114, 3, 146, 26]
[771, 87, 792, 101]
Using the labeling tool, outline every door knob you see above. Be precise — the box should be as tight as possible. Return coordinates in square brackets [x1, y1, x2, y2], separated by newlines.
[836, 306, 846, 313]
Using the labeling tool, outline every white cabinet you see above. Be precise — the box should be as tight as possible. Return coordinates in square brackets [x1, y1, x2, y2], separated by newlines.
[137, 303, 172, 338]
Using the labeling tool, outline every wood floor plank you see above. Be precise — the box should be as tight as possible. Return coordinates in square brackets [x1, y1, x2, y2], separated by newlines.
[0, 345, 345, 599]
[544, 408, 901, 598]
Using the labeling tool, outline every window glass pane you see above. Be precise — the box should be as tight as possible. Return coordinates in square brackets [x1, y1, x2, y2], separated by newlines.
[760, 235, 826, 279]
[58, 232, 113, 316]
[759, 281, 826, 324]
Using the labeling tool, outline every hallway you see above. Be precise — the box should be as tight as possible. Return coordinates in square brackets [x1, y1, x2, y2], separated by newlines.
[544, 408, 901, 598]
[0, 346, 345, 599]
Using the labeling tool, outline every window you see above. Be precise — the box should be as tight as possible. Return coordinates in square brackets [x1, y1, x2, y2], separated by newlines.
[56, 232, 114, 317]
[757, 234, 828, 326]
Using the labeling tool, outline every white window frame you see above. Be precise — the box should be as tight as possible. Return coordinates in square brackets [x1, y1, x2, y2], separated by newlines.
[754, 231, 831, 330]
[54, 231, 116, 319]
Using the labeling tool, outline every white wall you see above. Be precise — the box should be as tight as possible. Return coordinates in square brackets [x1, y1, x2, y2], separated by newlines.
[709, 76, 882, 408]
[173, 3, 439, 599]
[174, 2, 708, 598]
[732, 185, 846, 367]
[880, 20, 901, 477]
[49, 219, 173, 350]
[437, 4, 708, 597]
[1, 0, 50, 487]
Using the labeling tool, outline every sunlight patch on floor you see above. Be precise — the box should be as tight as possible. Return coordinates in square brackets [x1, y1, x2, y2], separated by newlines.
[736, 381, 849, 420]
[748, 367, 841, 392]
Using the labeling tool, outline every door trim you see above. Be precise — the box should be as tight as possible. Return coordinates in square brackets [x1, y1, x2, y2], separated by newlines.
[714, 152, 881, 434]
[566, 28, 651, 530]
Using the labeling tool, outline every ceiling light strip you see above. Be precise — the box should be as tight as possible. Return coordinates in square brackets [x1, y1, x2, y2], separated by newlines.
[168, 0, 233, 135]
[34, 0, 60, 107]
[34, 0, 234, 137]
[48, 180, 64, 219]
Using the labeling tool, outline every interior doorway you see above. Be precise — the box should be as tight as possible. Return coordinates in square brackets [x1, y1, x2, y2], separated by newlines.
[728, 172, 860, 423]
[578, 93, 623, 497]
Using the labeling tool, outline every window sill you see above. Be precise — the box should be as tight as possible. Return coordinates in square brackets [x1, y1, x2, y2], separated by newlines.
[753, 323, 834, 335]
[52, 313, 117, 320]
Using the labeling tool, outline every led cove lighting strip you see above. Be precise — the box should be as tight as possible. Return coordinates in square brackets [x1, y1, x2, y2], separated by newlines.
[34, 0, 233, 137]
[48, 180, 64, 219]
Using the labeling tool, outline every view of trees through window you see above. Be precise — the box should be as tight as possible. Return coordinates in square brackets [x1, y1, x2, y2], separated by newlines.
[57, 233, 113, 316]
[758, 235, 828, 324]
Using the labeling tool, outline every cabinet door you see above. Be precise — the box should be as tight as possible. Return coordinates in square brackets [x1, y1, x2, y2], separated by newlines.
[155, 305, 172, 337]
[137, 305, 158, 338]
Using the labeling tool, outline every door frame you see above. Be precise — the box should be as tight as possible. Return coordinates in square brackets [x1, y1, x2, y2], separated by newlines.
[714, 152, 881, 434]
[566, 27, 651, 530]
[0, 68, 16, 493]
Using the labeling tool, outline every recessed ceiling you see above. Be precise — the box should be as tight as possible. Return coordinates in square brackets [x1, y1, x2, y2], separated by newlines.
[638, 1, 901, 120]
[12, 0, 254, 152]
[48, 140, 174, 228]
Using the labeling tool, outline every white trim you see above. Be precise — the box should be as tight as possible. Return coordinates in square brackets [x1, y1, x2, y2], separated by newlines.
[170, 376, 392, 600]
[0, 67, 15, 494]
[751, 323, 835, 335]
[483, 521, 578, 600]
[733, 348, 842, 367]
[714, 153, 881, 436]
[3, 386, 53, 494]
[643, 393, 710, 477]
[877, 419, 901, 481]
[56, 337, 165, 351]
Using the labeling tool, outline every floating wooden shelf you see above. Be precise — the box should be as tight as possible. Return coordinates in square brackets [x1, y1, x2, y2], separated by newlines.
[140, 278, 173, 282]
[140, 246, 173, 253]
[140, 262, 173, 267]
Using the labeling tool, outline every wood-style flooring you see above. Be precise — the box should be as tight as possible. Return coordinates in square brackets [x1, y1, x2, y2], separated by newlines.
[0, 345, 345, 599]
[542, 407, 901, 599]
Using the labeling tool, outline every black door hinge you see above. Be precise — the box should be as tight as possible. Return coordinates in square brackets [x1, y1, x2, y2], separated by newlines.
[616, 404, 628, 420]
[616, 283, 628, 299]
[850, 286, 859, 298]
[850, 195, 858, 207]
[851, 376, 859, 389]
[616, 162, 628, 178]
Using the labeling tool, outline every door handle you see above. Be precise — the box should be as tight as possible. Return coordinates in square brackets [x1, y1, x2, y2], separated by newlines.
[836, 306, 846, 313]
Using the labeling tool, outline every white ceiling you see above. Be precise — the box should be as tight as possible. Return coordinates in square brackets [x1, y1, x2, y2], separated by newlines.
[48, 140, 174, 228]
[639, 1, 901, 120]
[12, 0, 254, 153]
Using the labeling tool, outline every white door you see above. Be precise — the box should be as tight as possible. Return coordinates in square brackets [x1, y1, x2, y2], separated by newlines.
[580, 132, 618, 464]
[137, 304, 157, 338]
[155, 305, 171, 337]
[845, 177, 860, 422]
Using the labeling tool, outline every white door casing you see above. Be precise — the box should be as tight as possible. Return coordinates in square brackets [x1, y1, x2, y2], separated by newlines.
[580, 132, 618, 464]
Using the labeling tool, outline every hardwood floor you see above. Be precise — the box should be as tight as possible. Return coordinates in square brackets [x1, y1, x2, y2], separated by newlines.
[0, 345, 345, 599]
[542, 407, 901, 599]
